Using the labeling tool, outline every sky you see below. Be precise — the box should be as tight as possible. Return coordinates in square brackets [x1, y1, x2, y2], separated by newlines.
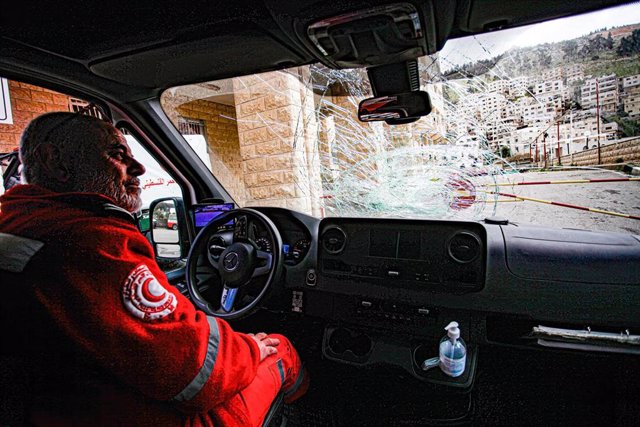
[439, 2, 640, 71]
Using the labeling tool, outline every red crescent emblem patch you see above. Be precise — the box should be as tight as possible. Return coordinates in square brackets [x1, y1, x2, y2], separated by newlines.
[122, 264, 177, 321]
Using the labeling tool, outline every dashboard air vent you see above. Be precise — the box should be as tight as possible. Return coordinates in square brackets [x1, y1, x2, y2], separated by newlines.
[322, 227, 347, 254]
[447, 232, 481, 264]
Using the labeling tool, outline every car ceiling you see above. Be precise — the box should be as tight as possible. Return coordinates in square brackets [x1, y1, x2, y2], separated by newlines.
[0, 0, 635, 103]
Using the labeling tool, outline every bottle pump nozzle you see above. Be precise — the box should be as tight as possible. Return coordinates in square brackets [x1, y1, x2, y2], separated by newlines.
[444, 321, 460, 342]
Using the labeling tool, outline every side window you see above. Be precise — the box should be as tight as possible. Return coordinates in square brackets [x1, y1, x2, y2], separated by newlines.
[1, 78, 83, 196]
[0, 78, 181, 213]
[120, 129, 184, 258]
[120, 129, 181, 210]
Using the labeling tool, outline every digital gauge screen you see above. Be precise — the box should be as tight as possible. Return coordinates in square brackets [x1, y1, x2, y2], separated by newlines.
[193, 203, 234, 230]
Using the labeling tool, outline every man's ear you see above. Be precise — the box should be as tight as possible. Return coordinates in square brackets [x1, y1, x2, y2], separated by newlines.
[38, 143, 71, 183]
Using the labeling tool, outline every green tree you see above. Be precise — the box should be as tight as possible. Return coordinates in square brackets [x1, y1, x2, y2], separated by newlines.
[608, 115, 640, 137]
[617, 29, 640, 56]
[562, 40, 579, 59]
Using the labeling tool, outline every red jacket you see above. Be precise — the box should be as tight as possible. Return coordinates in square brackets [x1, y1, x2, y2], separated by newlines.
[0, 185, 267, 426]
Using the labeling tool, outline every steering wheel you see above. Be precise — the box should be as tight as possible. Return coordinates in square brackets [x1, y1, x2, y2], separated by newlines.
[186, 208, 283, 319]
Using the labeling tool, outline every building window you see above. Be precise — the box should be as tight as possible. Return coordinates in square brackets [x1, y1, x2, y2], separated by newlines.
[68, 98, 104, 119]
[177, 117, 205, 135]
[0, 78, 13, 125]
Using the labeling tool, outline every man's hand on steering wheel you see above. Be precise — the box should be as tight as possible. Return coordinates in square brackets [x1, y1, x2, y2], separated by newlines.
[248, 332, 280, 361]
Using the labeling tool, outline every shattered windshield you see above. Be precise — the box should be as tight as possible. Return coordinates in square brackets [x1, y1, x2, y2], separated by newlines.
[161, 4, 640, 234]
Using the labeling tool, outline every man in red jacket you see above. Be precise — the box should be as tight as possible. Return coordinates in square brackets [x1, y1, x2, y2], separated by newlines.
[0, 112, 308, 426]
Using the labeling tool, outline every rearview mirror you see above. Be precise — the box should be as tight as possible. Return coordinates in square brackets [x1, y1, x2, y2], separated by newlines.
[149, 197, 189, 259]
[358, 91, 432, 125]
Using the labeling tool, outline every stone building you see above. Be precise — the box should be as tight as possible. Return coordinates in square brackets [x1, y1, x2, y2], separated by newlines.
[581, 74, 619, 114]
[621, 74, 640, 119]
[161, 69, 325, 214]
[3, 64, 447, 214]
[162, 63, 447, 214]
[0, 78, 76, 154]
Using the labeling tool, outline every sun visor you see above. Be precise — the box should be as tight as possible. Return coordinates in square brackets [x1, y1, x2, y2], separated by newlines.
[89, 30, 309, 88]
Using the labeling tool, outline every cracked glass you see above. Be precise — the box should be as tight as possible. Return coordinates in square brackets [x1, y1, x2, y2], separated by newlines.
[161, 4, 640, 234]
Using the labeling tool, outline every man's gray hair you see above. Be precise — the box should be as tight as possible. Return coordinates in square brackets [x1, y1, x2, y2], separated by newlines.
[20, 112, 110, 189]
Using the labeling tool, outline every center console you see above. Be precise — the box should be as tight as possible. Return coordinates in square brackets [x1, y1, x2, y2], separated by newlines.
[309, 218, 485, 390]
[318, 218, 486, 295]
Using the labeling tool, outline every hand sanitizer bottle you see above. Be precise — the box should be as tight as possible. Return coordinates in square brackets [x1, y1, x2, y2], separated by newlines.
[439, 321, 466, 377]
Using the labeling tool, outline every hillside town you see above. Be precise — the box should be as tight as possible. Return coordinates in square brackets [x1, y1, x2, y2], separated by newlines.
[445, 66, 640, 164]
[439, 25, 640, 167]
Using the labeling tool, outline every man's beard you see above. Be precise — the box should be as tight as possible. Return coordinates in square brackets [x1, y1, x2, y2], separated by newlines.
[74, 169, 142, 213]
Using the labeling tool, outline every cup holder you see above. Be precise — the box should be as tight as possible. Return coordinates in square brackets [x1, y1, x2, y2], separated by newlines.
[412, 343, 474, 388]
[324, 327, 373, 363]
[413, 342, 439, 370]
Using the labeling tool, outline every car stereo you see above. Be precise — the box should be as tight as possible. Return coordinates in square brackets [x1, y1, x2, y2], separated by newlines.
[318, 218, 486, 294]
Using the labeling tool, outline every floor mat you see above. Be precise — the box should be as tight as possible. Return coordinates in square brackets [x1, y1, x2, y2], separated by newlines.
[283, 401, 337, 426]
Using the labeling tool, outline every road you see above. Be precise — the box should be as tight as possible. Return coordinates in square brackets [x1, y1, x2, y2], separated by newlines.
[147, 168, 640, 244]
[474, 168, 640, 234]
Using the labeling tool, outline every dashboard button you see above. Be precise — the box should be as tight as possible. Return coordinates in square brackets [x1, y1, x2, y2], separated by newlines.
[306, 269, 317, 286]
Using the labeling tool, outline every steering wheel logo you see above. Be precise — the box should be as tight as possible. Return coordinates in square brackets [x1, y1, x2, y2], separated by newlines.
[223, 252, 240, 271]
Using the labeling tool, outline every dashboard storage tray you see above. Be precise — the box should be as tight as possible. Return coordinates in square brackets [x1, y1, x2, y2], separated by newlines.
[323, 327, 374, 364]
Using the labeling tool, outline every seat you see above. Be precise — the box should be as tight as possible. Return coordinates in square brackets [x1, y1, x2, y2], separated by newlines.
[0, 355, 30, 426]
[262, 390, 285, 427]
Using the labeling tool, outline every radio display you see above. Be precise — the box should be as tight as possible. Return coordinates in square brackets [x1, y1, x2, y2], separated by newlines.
[369, 230, 421, 260]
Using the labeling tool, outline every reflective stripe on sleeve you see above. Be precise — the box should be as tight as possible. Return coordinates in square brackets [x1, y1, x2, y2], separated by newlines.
[276, 359, 285, 386]
[173, 316, 220, 402]
[284, 365, 305, 398]
[0, 233, 44, 273]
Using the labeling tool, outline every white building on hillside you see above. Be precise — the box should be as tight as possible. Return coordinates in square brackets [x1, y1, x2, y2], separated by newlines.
[581, 74, 619, 114]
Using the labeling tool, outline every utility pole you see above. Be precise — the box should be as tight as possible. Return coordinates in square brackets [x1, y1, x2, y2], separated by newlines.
[586, 133, 590, 152]
[569, 109, 573, 155]
[543, 132, 548, 168]
[595, 79, 601, 164]
[535, 137, 539, 163]
[557, 121, 561, 166]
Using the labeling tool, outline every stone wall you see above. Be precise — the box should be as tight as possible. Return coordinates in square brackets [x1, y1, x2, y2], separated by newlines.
[548, 137, 640, 166]
[232, 69, 323, 214]
[0, 80, 71, 153]
[175, 99, 248, 205]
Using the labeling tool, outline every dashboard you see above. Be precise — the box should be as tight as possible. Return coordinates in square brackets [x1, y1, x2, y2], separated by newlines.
[187, 203, 640, 349]
[190, 205, 640, 330]
[311, 217, 640, 326]
[319, 218, 486, 293]
[184, 205, 640, 384]
[252, 210, 312, 266]
[202, 207, 313, 267]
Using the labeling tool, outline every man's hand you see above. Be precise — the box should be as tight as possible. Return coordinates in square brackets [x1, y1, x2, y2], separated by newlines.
[248, 332, 280, 361]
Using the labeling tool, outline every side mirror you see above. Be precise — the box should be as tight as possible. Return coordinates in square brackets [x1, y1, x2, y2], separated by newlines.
[149, 197, 189, 259]
[358, 91, 432, 125]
